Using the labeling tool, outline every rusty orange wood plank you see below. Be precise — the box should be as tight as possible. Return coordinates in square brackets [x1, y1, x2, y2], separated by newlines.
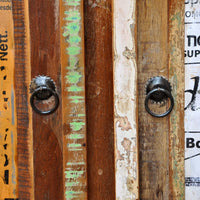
[168, 0, 185, 199]
[0, 1, 18, 198]
[12, 0, 35, 199]
[60, 0, 87, 199]
[113, 0, 139, 199]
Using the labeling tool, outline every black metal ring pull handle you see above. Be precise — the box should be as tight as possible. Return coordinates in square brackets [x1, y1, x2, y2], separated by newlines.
[145, 76, 174, 118]
[30, 76, 59, 115]
[145, 88, 174, 118]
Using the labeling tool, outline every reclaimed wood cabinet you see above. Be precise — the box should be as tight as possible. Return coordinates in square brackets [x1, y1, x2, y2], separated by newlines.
[0, 0, 185, 199]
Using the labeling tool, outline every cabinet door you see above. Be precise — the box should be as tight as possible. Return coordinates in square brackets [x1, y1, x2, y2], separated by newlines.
[113, 0, 185, 199]
[0, 0, 185, 200]
[136, 0, 185, 199]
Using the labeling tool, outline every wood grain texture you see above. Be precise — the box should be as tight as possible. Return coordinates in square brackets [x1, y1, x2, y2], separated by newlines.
[137, 0, 170, 199]
[29, 0, 63, 199]
[60, 0, 88, 199]
[168, 0, 185, 199]
[113, 0, 139, 199]
[137, 0, 185, 199]
[84, 0, 115, 199]
[0, 1, 18, 198]
[12, 0, 34, 199]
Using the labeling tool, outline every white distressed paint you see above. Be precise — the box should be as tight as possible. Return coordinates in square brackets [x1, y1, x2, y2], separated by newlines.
[185, 1, 200, 199]
[113, 0, 138, 199]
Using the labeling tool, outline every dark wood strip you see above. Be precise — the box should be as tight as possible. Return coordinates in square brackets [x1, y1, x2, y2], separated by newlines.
[84, 1, 115, 199]
[12, 0, 34, 199]
[29, 0, 63, 199]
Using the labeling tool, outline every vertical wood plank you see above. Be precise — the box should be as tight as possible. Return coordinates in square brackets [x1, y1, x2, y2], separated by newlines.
[113, 0, 139, 199]
[137, 0, 170, 199]
[60, 0, 88, 199]
[12, 0, 35, 199]
[29, 0, 63, 199]
[168, 0, 185, 199]
[84, 0, 115, 199]
[0, 1, 18, 198]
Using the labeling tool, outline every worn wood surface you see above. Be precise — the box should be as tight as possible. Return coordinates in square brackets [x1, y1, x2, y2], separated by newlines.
[0, 1, 18, 198]
[84, 0, 115, 199]
[137, 0, 184, 199]
[13, 1, 35, 199]
[137, 0, 170, 199]
[168, 0, 185, 199]
[113, 0, 139, 199]
[0, 1, 185, 199]
[29, 0, 63, 199]
[60, 0, 88, 199]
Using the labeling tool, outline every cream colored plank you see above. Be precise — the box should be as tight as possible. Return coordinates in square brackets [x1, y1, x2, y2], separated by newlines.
[113, 0, 139, 199]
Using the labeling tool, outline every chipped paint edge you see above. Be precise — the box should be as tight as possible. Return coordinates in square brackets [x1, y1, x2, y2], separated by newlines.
[113, 0, 139, 199]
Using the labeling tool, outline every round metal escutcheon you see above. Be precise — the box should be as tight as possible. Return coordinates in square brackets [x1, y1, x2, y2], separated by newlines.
[145, 76, 174, 118]
[29, 76, 59, 115]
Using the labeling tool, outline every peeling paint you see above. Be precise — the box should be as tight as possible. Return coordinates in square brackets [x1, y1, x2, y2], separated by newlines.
[116, 116, 132, 131]
[113, 0, 138, 199]
[60, 0, 87, 199]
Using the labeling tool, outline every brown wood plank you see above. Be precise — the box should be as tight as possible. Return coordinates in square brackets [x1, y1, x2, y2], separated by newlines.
[84, 0, 115, 199]
[60, 0, 88, 199]
[168, 0, 185, 199]
[29, 0, 63, 199]
[13, 0, 35, 199]
[113, 0, 139, 199]
[137, 0, 170, 199]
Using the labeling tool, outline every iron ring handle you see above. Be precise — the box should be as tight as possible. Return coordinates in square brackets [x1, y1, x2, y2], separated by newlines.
[30, 86, 59, 115]
[145, 88, 174, 118]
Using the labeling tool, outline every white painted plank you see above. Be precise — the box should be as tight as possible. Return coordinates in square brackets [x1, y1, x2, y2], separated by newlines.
[113, 0, 139, 199]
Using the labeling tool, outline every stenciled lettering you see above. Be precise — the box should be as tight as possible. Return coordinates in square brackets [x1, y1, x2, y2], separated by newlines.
[185, 10, 200, 19]
[187, 138, 195, 148]
[187, 35, 200, 47]
[0, 31, 8, 61]
[185, 0, 200, 7]
[186, 137, 200, 148]
[185, 76, 199, 111]
[185, 50, 200, 58]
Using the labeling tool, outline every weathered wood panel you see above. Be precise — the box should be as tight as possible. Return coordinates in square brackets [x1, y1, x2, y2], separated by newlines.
[13, 0, 35, 199]
[0, 1, 18, 199]
[168, 0, 185, 199]
[137, 0, 170, 199]
[0, 1, 185, 199]
[84, 0, 115, 199]
[113, 0, 139, 199]
[29, 0, 63, 199]
[60, 0, 88, 199]
[137, 0, 185, 199]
